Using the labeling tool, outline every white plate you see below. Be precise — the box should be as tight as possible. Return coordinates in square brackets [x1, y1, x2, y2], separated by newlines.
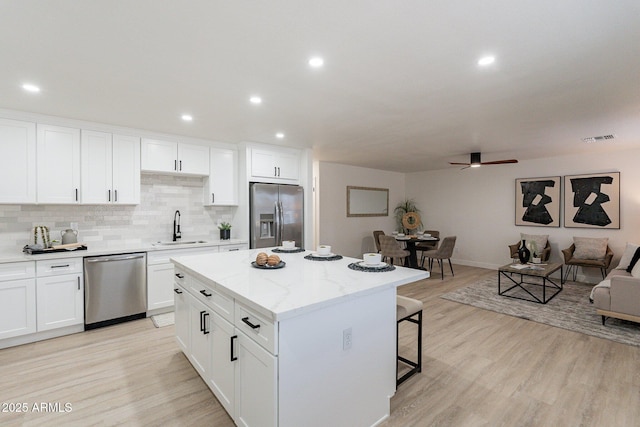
[358, 261, 388, 269]
[278, 246, 299, 251]
[312, 252, 335, 257]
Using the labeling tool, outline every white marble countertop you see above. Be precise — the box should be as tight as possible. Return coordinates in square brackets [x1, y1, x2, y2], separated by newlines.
[171, 248, 429, 321]
[0, 238, 247, 264]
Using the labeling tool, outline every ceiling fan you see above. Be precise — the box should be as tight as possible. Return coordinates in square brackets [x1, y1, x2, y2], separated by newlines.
[449, 152, 518, 169]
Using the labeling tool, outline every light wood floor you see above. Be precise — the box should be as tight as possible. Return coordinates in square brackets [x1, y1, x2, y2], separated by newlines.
[1, 265, 639, 426]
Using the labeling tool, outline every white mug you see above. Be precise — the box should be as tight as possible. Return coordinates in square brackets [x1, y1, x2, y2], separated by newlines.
[364, 253, 382, 265]
[317, 245, 331, 255]
[282, 240, 295, 249]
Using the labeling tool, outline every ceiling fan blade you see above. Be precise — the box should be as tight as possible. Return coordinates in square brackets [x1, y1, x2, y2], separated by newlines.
[480, 159, 519, 165]
[449, 162, 470, 166]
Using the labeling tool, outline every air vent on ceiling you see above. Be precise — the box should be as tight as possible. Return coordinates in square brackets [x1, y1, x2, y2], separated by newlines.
[581, 134, 616, 143]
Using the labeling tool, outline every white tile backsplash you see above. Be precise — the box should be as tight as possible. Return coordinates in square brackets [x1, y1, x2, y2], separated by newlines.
[0, 174, 235, 251]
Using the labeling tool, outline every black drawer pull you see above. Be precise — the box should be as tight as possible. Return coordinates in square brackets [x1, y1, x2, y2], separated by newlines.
[175, 273, 184, 279]
[199, 310, 206, 332]
[200, 289, 212, 297]
[51, 264, 70, 269]
[230, 335, 238, 361]
[173, 288, 183, 294]
[241, 317, 260, 329]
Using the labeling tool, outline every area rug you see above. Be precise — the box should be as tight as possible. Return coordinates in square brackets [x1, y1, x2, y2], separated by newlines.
[441, 275, 640, 347]
[151, 312, 175, 328]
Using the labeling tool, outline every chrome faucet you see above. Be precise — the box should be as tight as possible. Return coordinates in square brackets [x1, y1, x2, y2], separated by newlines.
[173, 210, 181, 242]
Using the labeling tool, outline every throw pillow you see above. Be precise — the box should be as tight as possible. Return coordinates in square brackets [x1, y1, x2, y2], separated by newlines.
[573, 237, 608, 260]
[626, 247, 640, 273]
[615, 242, 640, 269]
[521, 233, 548, 255]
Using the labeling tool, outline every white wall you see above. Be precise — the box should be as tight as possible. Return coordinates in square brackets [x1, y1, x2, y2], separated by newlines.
[317, 162, 405, 258]
[406, 147, 640, 283]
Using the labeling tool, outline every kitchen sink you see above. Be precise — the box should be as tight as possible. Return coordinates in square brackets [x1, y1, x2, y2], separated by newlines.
[152, 240, 209, 246]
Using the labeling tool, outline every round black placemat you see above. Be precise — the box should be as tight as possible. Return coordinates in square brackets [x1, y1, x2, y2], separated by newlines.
[304, 254, 343, 261]
[347, 262, 396, 272]
[272, 248, 306, 253]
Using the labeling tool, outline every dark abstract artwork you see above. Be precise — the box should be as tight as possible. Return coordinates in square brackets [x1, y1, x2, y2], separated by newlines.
[564, 172, 620, 229]
[515, 177, 560, 227]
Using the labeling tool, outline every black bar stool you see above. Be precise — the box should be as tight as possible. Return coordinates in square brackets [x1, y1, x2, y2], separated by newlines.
[396, 295, 423, 387]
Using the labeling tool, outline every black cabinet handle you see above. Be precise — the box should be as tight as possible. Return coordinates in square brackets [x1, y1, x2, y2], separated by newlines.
[203, 312, 210, 334]
[51, 264, 70, 269]
[274, 166, 277, 176]
[77, 276, 80, 290]
[277, 167, 281, 177]
[108, 189, 111, 201]
[175, 273, 184, 279]
[199, 310, 206, 332]
[75, 188, 78, 201]
[241, 317, 260, 329]
[173, 288, 183, 294]
[174, 159, 177, 171]
[230, 335, 238, 361]
[114, 189, 118, 202]
[200, 289, 212, 297]
[212, 193, 215, 203]
[179, 160, 182, 171]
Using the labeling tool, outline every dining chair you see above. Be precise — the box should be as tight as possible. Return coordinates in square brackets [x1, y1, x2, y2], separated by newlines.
[417, 230, 440, 267]
[373, 230, 385, 253]
[422, 236, 457, 279]
[379, 235, 410, 266]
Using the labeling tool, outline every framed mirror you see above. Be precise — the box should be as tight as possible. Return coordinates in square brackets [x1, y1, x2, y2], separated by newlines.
[347, 186, 389, 217]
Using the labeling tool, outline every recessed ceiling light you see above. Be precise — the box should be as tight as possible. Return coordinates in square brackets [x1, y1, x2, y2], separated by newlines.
[275, 132, 285, 139]
[477, 56, 496, 66]
[181, 114, 193, 121]
[22, 83, 40, 93]
[308, 57, 324, 68]
[250, 96, 262, 104]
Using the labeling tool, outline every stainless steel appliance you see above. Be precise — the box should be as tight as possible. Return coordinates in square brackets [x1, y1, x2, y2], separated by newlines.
[84, 253, 147, 330]
[250, 183, 304, 249]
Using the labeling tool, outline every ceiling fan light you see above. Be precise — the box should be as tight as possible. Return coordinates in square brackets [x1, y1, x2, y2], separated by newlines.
[470, 152, 482, 167]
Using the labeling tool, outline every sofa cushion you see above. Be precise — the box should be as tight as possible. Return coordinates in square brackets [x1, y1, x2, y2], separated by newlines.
[521, 233, 548, 255]
[626, 247, 640, 273]
[632, 259, 640, 278]
[616, 242, 640, 270]
[573, 237, 608, 260]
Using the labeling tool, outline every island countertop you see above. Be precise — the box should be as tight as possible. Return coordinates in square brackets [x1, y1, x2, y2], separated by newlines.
[171, 248, 429, 321]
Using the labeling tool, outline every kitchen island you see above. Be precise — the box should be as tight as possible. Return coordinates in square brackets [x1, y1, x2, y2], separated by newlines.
[171, 248, 428, 427]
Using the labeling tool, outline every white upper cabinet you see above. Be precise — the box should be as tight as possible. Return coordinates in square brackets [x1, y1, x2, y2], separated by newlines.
[141, 138, 209, 176]
[81, 131, 140, 204]
[36, 125, 81, 204]
[205, 148, 238, 206]
[251, 147, 299, 182]
[0, 119, 36, 204]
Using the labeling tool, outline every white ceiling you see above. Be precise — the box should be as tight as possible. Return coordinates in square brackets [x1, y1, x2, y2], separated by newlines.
[1, 0, 639, 172]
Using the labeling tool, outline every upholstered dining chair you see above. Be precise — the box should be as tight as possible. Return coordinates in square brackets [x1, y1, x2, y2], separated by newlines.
[422, 236, 457, 279]
[417, 230, 440, 267]
[379, 235, 410, 266]
[373, 230, 385, 253]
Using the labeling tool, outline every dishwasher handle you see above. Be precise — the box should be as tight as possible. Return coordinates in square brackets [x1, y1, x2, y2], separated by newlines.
[86, 254, 146, 263]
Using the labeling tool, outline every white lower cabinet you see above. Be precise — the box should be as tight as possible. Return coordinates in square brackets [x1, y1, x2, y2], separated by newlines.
[175, 270, 277, 427]
[0, 278, 36, 340]
[36, 274, 83, 331]
[147, 263, 176, 311]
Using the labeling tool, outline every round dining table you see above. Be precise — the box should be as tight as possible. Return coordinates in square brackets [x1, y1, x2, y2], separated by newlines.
[394, 235, 440, 269]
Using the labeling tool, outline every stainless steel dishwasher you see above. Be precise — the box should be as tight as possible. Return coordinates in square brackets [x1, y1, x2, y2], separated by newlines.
[84, 253, 147, 330]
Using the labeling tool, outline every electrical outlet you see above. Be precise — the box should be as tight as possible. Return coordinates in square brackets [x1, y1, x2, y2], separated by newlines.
[343, 327, 352, 350]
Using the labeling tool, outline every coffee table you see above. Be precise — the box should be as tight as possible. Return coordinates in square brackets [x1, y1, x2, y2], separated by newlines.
[498, 262, 564, 304]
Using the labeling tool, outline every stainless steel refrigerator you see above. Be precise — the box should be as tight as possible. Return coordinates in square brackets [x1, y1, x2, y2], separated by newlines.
[250, 183, 304, 249]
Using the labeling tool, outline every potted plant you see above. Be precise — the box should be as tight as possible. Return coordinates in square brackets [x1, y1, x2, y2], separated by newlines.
[218, 222, 232, 240]
[394, 199, 423, 233]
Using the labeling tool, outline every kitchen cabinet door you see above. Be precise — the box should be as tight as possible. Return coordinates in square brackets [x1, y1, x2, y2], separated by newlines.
[210, 311, 236, 418]
[112, 134, 140, 204]
[251, 148, 299, 182]
[178, 143, 210, 175]
[80, 130, 113, 204]
[189, 297, 212, 378]
[174, 284, 189, 353]
[205, 148, 238, 206]
[36, 274, 84, 331]
[141, 138, 178, 173]
[234, 330, 277, 427]
[37, 124, 81, 203]
[0, 118, 36, 203]
[147, 263, 175, 311]
[0, 279, 36, 340]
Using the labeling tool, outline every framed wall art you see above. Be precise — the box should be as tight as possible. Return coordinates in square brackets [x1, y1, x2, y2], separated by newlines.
[564, 172, 620, 229]
[515, 176, 561, 227]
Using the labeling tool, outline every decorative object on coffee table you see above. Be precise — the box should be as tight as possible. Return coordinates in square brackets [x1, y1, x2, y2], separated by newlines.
[517, 240, 531, 264]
